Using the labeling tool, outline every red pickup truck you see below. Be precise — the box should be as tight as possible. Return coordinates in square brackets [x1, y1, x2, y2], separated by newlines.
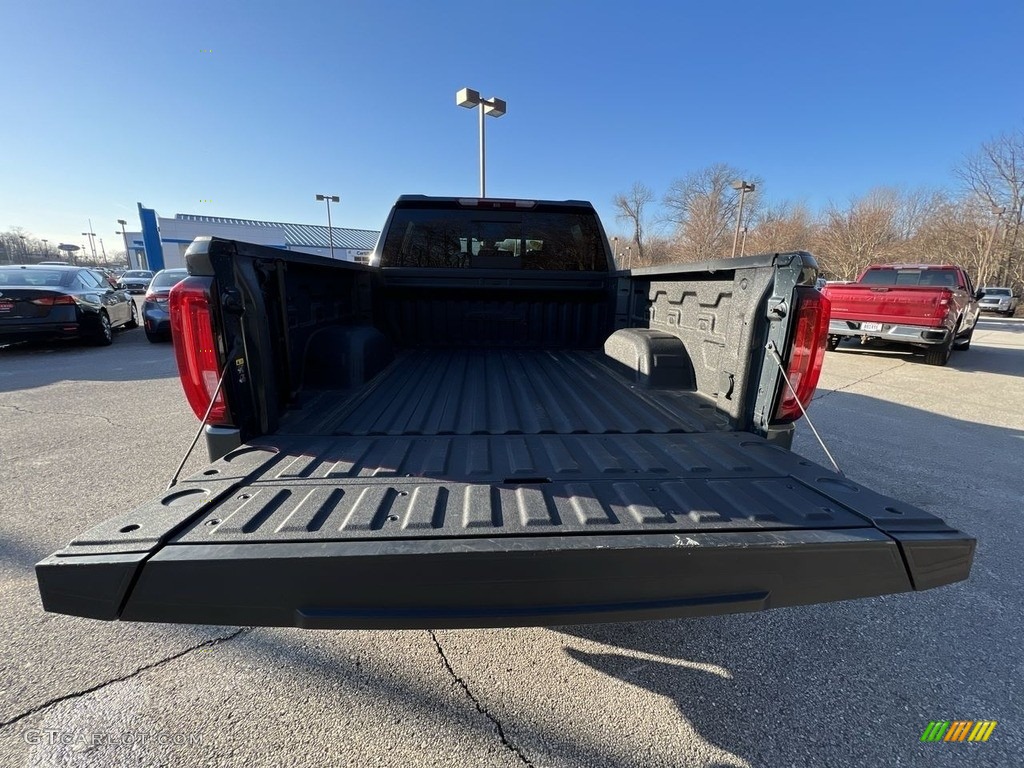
[823, 264, 982, 366]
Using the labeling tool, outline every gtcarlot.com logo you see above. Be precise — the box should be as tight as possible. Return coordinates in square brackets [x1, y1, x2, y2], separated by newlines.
[23, 729, 202, 748]
[920, 720, 997, 742]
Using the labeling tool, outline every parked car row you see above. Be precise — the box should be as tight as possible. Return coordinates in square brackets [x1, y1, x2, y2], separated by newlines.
[0, 265, 195, 348]
[0, 265, 138, 346]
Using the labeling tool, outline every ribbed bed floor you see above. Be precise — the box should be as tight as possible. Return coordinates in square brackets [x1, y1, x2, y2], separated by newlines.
[278, 349, 729, 436]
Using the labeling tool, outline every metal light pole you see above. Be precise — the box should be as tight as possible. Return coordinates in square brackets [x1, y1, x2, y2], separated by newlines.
[18, 235, 26, 261]
[612, 236, 619, 268]
[98, 237, 107, 264]
[41, 239, 49, 258]
[315, 194, 340, 259]
[731, 180, 755, 258]
[117, 219, 130, 268]
[81, 223, 97, 262]
[456, 88, 506, 198]
[740, 226, 749, 257]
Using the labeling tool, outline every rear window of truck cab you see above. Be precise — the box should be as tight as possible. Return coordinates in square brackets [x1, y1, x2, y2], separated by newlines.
[379, 208, 608, 271]
[860, 268, 960, 288]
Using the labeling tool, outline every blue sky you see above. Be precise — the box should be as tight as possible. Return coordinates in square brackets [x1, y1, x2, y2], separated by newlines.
[2, 0, 1022, 250]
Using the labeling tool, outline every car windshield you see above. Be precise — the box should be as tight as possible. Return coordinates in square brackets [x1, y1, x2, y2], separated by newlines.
[860, 268, 960, 287]
[124, 271, 152, 278]
[983, 288, 1011, 296]
[0, 269, 70, 287]
[150, 270, 188, 289]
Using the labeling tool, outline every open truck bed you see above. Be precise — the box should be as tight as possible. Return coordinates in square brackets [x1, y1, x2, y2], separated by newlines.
[36, 196, 974, 629]
[37, 350, 972, 629]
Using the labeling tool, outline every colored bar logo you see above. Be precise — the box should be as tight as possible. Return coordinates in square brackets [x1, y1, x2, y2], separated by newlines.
[920, 720, 997, 742]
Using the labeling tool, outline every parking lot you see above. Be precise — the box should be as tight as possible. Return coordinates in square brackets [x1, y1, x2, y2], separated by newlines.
[1, 314, 1022, 768]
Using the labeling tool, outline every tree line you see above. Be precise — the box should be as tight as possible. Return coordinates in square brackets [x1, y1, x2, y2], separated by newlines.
[0, 226, 127, 267]
[611, 129, 1024, 290]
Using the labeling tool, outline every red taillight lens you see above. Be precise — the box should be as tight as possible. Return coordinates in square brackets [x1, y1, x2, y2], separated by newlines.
[169, 277, 229, 424]
[773, 286, 831, 424]
[31, 295, 77, 306]
[145, 291, 170, 304]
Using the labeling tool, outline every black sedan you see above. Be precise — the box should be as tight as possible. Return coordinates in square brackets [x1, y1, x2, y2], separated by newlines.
[142, 268, 188, 342]
[0, 265, 138, 346]
[117, 270, 154, 294]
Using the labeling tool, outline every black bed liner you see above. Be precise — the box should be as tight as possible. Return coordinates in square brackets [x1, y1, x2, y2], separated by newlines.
[278, 349, 730, 436]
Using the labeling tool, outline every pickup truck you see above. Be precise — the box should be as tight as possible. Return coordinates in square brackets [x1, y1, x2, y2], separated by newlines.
[35, 196, 975, 629]
[823, 264, 982, 365]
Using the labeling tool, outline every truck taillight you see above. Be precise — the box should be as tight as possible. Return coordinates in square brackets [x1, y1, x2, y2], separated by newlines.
[169, 277, 228, 424]
[774, 286, 831, 424]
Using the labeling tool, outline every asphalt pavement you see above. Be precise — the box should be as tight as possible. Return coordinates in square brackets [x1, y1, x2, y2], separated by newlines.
[0, 316, 1021, 767]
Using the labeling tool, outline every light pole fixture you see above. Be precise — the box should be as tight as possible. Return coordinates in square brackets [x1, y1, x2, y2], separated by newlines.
[731, 180, 755, 258]
[456, 87, 506, 198]
[41, 238, 49, 258]
[117, 219, 130, 268]
[612, 236, 618, 268]
[315, 194, 340, 259]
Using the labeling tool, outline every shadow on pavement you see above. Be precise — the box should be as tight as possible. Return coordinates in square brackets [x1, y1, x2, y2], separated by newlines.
[829, 329, 1024, 375]
[0, 327, 177, 392]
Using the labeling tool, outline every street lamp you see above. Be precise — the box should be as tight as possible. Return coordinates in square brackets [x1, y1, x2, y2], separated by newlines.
[456, 87, 506, 198]
[730, 180, 755, 258]
[41, 239, 49, 258]
[117, 219, 130, 268]
[81, 228, 97, 262]
[740, 226, 749, 258]
[315, 194, 340, 259]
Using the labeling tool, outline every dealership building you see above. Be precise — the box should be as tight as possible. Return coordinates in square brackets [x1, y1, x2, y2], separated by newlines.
[126, 203, 380, 272]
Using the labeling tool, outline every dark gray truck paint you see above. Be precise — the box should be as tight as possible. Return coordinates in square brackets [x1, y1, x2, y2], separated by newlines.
[36, 197, 974, 629]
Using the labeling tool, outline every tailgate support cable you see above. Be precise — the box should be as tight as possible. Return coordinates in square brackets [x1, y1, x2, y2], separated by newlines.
[166, 340, 241, 490]
[765, 341, 844, 477]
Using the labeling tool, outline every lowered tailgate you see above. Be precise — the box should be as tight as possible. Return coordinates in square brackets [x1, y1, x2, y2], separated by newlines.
[36, 432, 974, 629]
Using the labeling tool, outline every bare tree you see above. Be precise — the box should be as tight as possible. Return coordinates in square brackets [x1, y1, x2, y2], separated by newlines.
[662, 163, 762, 262]
[744, 202, 818, 258]
[955, 130, 1024, 286]
[814, 188, 927, 279]
[613, 182, 654, 265]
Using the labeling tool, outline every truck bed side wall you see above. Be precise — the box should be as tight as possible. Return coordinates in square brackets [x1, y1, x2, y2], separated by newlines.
[627, 261, 777, 426]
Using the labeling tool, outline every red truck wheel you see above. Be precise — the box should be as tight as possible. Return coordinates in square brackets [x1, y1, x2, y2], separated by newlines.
[923, 337, 953, 366]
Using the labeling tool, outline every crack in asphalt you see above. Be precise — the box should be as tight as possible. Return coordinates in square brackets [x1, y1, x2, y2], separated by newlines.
[0, 403, 121, 429]
[812, 359, 908, 402]
[0, 628, 251, 731]
[428, 630, 533, 767]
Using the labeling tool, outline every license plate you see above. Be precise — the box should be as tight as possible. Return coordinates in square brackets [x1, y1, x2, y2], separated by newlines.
[861, 322, 883, 332]
[0, 301, 14, 313]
